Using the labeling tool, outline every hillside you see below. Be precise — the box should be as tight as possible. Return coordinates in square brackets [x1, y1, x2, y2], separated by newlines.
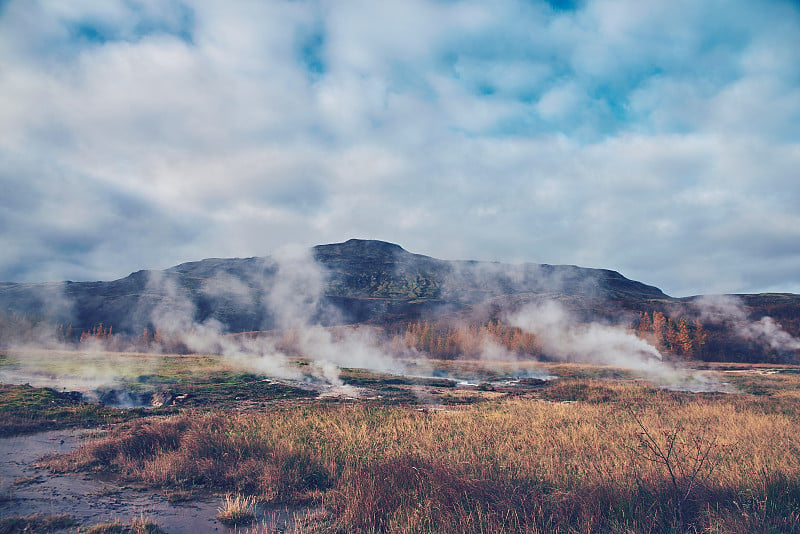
[1, 239, 798, 363]
[0, 239, 667, 332]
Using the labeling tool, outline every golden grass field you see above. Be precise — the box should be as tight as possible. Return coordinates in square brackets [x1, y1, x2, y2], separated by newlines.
[2, 350, 800, 532]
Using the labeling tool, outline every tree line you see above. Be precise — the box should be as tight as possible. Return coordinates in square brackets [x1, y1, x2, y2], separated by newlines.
[396, 320, 539, 359]
[4, 309, 796, 363]
[634, 311, 707, 359]
[397, 312, 709, 361]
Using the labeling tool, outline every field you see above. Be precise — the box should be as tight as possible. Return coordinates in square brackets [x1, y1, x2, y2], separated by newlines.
[1, 350, 800, 532]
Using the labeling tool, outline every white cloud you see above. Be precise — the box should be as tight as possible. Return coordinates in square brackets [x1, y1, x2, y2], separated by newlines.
[536, 82, 584, 120]
[0, 0, 799, 298]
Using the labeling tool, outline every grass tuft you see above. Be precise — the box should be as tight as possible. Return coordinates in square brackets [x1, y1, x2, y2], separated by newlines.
[217, 493, 257, 526]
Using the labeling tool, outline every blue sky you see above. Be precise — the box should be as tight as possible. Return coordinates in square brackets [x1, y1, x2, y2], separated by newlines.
[1, 0, 799, 296]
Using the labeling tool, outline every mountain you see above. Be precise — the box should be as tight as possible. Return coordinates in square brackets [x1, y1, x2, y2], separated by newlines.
[1, 239, 798, 363]
[0, 239, 667, 333]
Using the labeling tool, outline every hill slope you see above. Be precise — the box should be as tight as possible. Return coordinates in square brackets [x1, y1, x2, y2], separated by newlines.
[1, 239, 798, 363]
[0, 239, 668, 334]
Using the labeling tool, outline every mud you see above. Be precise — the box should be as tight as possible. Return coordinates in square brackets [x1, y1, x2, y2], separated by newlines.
[0, 429, 304, 532]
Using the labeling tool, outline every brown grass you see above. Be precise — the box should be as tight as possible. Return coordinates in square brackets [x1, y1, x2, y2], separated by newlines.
[83, 516, 166, 534]
[216, 493, 257, 526]
[334, 455, 548, 533]
[44, 378, 800, 533]
[0, 513, 76, 533]
[48, 413, 331, 502]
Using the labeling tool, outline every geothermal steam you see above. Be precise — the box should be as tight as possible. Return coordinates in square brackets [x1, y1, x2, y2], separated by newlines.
[10, 247, 797, 395]
[507, 301, 662, 364]
[1, 246, 418, 396]
[264, 245, 407, 388]
[693, 295, 800, 353]
[505, 300, 719, 389]
[145, 245, 407, 391]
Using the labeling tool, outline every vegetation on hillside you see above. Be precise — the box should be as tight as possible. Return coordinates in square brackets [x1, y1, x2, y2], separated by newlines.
[4, 305, 798, 364]
[393, 314, 710, 361]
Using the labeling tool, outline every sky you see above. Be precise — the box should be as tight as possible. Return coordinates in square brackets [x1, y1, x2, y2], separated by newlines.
[0, 0, 799, 297]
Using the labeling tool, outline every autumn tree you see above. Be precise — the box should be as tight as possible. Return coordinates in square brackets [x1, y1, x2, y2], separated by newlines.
[398, 319, 540, 359]
[635, 311, 707, 359]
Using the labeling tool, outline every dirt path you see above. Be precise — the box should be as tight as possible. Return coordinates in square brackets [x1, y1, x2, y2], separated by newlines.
[0, 429, 301, 533]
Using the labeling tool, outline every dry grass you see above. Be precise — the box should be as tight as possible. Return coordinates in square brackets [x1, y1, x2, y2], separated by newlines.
[0, 513, 76, 533]
[333, 455, 548, 533]
[83, 516, 166, 534]
[217, 493, 258, 526]
[45, 378, 800, 533]
[47, 413, 331, 502]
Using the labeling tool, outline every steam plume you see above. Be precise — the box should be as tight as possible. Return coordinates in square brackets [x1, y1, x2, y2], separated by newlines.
[693, 295, 800, 354]
[505, 300, 718, 390]
[139, 244, 408, 392]
[506, 300, 661, 365]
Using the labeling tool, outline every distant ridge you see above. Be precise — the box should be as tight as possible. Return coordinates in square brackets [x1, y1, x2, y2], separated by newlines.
[1, 239, 799, 362]
[0, 239, 667, 333]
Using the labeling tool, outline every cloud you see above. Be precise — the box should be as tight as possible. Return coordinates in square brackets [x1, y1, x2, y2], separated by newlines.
[1, 0, 799, 297]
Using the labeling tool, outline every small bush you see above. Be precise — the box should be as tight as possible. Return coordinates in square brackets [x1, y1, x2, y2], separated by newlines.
[88, 417, 190, 464]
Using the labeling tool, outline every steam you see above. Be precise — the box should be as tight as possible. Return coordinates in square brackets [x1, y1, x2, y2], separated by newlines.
[268, 244, 330, 329]
[437, 259, 602, 367]
[0, 353, 143, 392]
[0, 244, 422, 398]
[506, 301, 661, 366]
[441, 260, 605, 305]
[505, 300, 717, 390]
[141, 245, 408, 393]
[692, 294, 748, 322]
[0, 282, 75, 349]
[2, 244, 756, 397]
[147, 270, 197, 337]
[476, 336, 516, 362]
[741, 317, 800, 352]
[201, 272, 256, 308]
[693, 295, 800, 353]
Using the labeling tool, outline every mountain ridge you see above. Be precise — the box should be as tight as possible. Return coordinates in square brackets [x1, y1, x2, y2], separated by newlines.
[1, 239, 798, 363]
[0, 238, 668, 330]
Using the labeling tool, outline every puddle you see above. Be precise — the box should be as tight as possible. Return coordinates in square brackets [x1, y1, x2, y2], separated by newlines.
[0, 429, 305, 532]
